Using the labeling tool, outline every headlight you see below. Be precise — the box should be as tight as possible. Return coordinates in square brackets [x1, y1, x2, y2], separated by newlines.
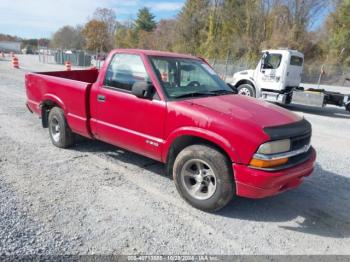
[256, 139, 290, 154]
[250, 139, 291, 168]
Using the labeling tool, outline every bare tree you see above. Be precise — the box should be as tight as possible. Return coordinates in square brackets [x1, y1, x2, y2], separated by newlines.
[93, 7, 117, 49]
[51, 25, 85, 50]
[93, 7, 117, 34]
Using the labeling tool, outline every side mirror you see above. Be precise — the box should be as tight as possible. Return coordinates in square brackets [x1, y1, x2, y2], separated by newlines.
[132, 81, 154, 99]
[227, 83, 238, 94]
[261, 51, 269, 71]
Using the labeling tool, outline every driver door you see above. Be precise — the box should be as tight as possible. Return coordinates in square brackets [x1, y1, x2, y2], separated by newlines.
[93, 53, 166, 161]
[255, 53, 284, 93]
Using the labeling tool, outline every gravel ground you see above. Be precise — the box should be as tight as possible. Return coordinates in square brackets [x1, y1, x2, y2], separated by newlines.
[0, 55, 350, 255]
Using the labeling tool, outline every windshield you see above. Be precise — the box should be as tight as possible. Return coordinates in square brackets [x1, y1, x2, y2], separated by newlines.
[149, 56, 233, 99]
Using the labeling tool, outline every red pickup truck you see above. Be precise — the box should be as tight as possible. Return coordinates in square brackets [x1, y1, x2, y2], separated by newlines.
[25, 49, 316, 212]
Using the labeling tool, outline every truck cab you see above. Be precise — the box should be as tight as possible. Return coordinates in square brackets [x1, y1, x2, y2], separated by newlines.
[232, 49, 304, 103]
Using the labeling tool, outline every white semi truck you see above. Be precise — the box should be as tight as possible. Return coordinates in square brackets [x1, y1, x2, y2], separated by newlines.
[231, 49, 350, 112]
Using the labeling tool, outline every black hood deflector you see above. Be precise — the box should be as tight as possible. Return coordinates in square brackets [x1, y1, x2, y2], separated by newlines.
[264, 118, 312, 140]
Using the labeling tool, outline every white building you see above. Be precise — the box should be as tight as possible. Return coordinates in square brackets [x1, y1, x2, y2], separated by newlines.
[0, 41, 21, 53]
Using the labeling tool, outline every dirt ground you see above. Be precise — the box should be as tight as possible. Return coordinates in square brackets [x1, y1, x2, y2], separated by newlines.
[0, 54, 350, 255]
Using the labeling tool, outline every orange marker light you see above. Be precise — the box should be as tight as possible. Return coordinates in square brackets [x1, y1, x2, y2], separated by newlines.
[250, 157, 288, 168]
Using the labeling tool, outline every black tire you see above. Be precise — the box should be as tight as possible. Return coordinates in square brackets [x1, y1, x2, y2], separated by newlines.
[237, 83, 256, 97]
[48, 107, 74, 148]
[173, 144, 235, 212]
[346, 103, 350, 113]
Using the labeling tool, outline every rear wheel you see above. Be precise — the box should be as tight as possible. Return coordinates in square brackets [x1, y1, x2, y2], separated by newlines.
[173, 144, 235, 212]
[346, 103, 350, 113]
[237, 83, 256, 97]
[48, 107, 74, 148]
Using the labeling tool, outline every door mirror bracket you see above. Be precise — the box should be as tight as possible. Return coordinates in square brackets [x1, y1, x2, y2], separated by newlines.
[261, 51, 269, 71]
[132, 81, 154, 99]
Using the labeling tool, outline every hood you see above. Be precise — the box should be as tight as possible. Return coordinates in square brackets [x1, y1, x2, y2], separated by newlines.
[186, 95, 302, 128]
[233, 69, 255, 78]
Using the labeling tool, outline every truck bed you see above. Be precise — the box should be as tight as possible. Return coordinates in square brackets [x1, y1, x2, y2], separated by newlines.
[25, 69, 99, 138]
[39, 69, 99, 84]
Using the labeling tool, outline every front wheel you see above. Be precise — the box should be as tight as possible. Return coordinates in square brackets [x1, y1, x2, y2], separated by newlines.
[48, 107, 75, 148]
[173, 144, 235, 212]
[237, 83, 256, 97]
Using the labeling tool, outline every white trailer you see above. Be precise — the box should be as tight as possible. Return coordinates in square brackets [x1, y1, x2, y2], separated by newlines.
[0, 41, 21, 53]
[231, 49, 350, 112]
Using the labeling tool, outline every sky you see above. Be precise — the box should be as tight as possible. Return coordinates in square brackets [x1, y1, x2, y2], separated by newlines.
[0, 0, 331, 40]
[0, 0, 185, 39]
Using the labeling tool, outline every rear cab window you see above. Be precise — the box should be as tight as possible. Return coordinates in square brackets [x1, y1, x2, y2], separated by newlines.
[290, 56, 304, 66]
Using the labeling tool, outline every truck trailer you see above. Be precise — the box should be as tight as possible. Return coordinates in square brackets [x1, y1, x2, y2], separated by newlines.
[231, 49, 350, 112]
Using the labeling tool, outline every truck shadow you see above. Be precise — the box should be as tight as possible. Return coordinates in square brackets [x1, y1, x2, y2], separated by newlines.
[217, 164, 350, 238]
[74, 137, 167, 178]
[283, 104, 350, 119]
[74, 138, 350, 238]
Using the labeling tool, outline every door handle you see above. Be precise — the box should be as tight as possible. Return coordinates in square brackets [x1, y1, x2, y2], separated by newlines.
[97, 95, 106, 102]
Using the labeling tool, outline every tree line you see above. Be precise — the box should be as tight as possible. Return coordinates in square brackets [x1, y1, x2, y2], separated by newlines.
[4, 0, 350, 67]
[0, 34, 49, 50]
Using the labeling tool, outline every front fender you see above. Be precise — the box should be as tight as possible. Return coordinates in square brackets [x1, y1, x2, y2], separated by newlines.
[162, 127, 241, 163]
[232, 70, 256, 87]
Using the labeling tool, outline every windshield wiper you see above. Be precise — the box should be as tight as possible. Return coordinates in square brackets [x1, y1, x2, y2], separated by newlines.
[172, 89, 235, 99]
[210, 89, 235, 95]
[172, 91, 217, 99]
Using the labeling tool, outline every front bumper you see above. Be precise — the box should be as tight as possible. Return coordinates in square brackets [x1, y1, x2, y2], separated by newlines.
[233, 147, 316, 198]
[261, 91, 288, 104]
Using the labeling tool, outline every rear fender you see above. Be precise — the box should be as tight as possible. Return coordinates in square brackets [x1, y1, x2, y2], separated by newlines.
[41, 94, 66, 113]
[40, 94, 66, 128]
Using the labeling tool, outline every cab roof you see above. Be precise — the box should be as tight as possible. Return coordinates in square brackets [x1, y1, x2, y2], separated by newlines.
[112, 49, 201, 60]
[262, 49, 304, 57]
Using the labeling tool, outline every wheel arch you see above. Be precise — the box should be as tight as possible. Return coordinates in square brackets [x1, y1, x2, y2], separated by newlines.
[235, 79, 256, 90]
[40, 95, 65, 128]
[163, 129, 240, 176]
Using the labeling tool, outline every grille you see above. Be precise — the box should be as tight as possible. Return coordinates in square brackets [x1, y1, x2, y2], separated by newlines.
[291, 133, 311, 151]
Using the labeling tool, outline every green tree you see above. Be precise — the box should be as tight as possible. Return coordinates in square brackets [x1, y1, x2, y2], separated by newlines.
[327, 0, 350, 65]
[201, 1, 222, 58]
[135, 7, 156, 32]
[175, 0, 210, 55]
[115, 23, 138, 48]
[218, 0, 262, 62]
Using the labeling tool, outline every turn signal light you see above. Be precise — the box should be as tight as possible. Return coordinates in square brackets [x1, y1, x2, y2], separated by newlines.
[250, 157, 288, 168]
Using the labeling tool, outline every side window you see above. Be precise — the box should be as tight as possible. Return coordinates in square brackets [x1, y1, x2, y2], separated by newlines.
[263, 54, 282, 69]
[151, 59, 173, 88]
[104, 54, 150, 91]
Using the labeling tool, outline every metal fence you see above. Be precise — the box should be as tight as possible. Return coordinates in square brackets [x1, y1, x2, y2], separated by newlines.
[38, 49, 93, 67]
[302, 64, 350, 86]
